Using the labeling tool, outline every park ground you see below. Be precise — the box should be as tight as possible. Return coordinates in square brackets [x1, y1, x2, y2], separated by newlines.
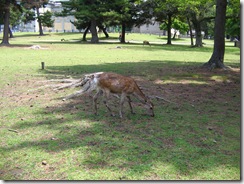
[0, 32, 241, 180]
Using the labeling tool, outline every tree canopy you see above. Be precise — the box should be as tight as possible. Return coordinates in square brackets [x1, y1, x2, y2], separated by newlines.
[60, 0, 143, 43]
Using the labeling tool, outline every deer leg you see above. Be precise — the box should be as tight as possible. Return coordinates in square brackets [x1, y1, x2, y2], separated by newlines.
[119, 93, 126, 118]
[103, 90, 115, 117]
[93, 89, 103, 115]
[127, 96, 135, 114]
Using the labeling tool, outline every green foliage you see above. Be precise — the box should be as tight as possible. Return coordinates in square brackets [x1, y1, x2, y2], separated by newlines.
[61, 0, 112, 28]
[226, 0, 240, 38]
[38, 10, 54, 28]
[179, 0, 214, 16]
[21, 0, 49, 9]
[21, 8, 35, 24]
[60, 0, 140, 30]
[0, 0, 21, 24]
[160, 18, 188, 34]
[153, 0, 179, 23]
[9, 4, 22, 27]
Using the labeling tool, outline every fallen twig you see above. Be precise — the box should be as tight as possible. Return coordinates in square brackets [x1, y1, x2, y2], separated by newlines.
[8, 129, 19, 133]
[149, 95, 178, 104]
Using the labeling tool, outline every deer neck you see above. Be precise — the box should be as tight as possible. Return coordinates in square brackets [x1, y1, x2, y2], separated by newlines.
[134, 88, 148, 103]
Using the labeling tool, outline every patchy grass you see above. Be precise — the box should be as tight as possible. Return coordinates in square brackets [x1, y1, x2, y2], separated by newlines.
[0, 32, 240, 180]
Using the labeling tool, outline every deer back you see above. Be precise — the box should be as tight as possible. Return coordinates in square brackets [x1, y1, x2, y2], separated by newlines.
[96, 72, 136, 94]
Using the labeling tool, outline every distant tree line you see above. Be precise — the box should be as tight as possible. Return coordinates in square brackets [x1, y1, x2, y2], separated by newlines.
[0, 0, 240, 69]
[0, 0, 240, 45]
[58, 0, 240, 47]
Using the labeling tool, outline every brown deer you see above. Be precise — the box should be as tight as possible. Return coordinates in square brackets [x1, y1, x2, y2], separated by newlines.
[143, 40, 151, 46]
[62, 72, 154, 118]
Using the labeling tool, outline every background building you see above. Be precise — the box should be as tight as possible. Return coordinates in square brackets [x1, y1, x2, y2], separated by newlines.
[132, 22, 165, 35]
[15, 0, 79, 33]
[43, 0, 79, 33]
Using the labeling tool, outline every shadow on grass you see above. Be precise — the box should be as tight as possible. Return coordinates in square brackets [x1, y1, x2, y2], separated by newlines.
[11, 32, 82, 38]
[4, 60, 241, 179]
[30, 37, 217, 53]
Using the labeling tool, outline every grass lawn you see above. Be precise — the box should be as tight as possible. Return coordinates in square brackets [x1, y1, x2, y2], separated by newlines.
[0, 32, 241, 180]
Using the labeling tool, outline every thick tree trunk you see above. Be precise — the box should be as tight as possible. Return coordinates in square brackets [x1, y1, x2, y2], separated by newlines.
[204, 0, 227, 69]
[36, 8, 44, 36]
[90, 19, 99, 43]
[120, 23, 126, 43]
[195, 29, 202, 47]
[1, 2, 10, 45]
[166, 14, 172, 45]
[192, 20, 203, 47]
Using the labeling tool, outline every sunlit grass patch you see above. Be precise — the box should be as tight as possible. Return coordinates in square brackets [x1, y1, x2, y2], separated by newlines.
[210, 75, 229, 82]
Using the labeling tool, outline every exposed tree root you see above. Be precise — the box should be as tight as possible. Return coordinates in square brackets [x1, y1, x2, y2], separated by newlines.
[28, 79, 80, 92]
[202, 61, 231, 71]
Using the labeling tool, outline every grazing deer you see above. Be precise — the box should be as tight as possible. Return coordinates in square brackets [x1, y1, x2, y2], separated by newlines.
[143, 40, 151, 46]
[61, 72, 154, 118]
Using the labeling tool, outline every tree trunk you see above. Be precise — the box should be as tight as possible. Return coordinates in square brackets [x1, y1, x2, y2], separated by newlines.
[36, 7, 44, 36]
[9, 26, 13, 38]
[82, 27, 89, 41]
[1, 2, 10, 45]
[83, 23, 90, 41]
[204, 0, 227, 69]
[120, 23, 126, 43]
[172, 31, 177, 39]
[187, 17, 194, 46]
[192, 19, 203, 47]
[101, 26, 109, 38]
[90, 19, 99, 43]
[166, 14, 172, 45]
[195, 29, 202, 47]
